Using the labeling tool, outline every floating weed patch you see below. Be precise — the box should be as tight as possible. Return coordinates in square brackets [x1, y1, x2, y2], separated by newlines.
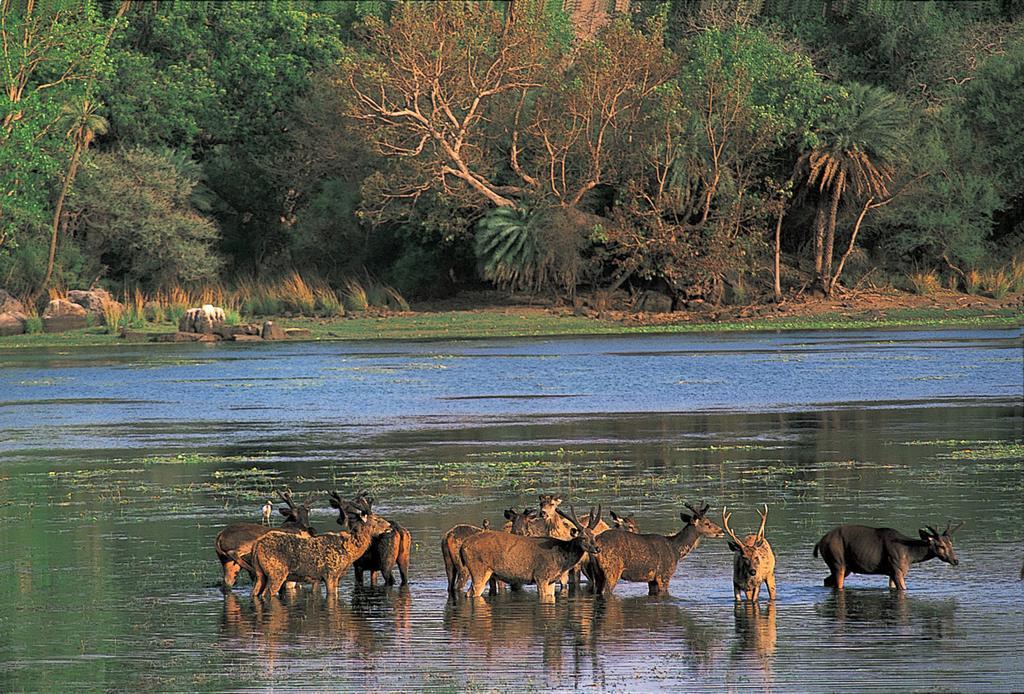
[936, 442, 1024, 461]
[146, 453, 252, 465]
[210, 467, 283, 480]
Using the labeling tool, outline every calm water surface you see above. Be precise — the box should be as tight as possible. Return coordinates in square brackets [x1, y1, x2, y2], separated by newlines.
[0, 328, 1022, 691]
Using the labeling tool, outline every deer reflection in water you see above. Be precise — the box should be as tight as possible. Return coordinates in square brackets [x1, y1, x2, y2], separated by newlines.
[220, 588, 389, 673]
[729, 601, 777, 689]
[816, 589, 958, 640]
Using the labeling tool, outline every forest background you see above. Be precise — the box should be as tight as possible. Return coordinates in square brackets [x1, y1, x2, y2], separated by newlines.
[2, 0, 1022, 318]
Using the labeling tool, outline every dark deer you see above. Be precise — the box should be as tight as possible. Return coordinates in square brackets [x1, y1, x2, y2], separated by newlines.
[250, 501, 392, 599]
[214, 490, 314, 590]
[333, 491, 412, 586]
[459, 506, 601, 603]
[723, 505, 776, 601]
[589, 502, 723, 595]
[814, 521, 963, 590]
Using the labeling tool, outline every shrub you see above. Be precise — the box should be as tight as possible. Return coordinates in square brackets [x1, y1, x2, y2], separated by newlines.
[981, 269, 1011, 298]
[964, 269, 982, 295]
[908, 270, 941, 295]
[24, 316, 43, 334]
[102, 300, 125, 334]
[343, 279, 369, 312]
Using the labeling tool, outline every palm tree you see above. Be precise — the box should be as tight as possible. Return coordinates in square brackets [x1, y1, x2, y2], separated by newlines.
[803, 83, 909, 294]
[40, 97, 108, 294]
[474, 206, 541, 290]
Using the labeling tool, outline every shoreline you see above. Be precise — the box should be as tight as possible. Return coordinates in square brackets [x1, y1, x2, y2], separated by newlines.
[1, 300, 1020, 351]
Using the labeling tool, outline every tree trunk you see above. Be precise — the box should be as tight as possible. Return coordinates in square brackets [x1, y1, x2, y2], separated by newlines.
[829, 197, 873, 295]
[813, 203, 826, 277]
[40, 142, 83, 295]
[773, 202, 785, 302]
[820, 169, 844, 295]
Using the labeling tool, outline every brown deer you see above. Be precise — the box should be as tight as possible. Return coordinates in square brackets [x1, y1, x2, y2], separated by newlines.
[459, 506, 601, 603]
[723, 505, 776, 601]
[589, 502, 723, 595]
[609, 511, 640, 533]
[333, 491, 412, 586]
[538, 494, 610, 587]
[813, 521, 962, 590]
[250, 501, 392, 599]
[214, 490, 314, 590]
[443, 508, 542, 597]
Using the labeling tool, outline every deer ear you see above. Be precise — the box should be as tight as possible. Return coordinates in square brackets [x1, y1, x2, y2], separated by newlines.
[753, 538, 765, 548]
[680, 512, 693, 524]
[728, 540, 741, 552]
[919, 528, 934, 541]
[504, 509, 514, 520]
[610, 511, 620, 521]
[278, 507, 291, 517]
[328, 497, 340, 509]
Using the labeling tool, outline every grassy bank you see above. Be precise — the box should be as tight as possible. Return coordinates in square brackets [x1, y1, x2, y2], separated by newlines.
[1, 305, 1019, 350]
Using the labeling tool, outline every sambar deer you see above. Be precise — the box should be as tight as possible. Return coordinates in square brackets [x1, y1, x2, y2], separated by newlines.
[589, 502, 723, 595]
[723, 505, 776, 601]
[459, 506, 601, 603]
[813, 521, 963, 590]
[334, 491, 412, 586]
[214, 490, 314, 590]
[443, 509, 541, 597]
[609, 511, 640, 533]
[250, 500, 392, 599]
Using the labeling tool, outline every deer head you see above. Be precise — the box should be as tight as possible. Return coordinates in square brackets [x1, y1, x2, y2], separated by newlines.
[682, 501, 724, 538]
[557, 505, 601, 554]
[919, 521, 962, 566]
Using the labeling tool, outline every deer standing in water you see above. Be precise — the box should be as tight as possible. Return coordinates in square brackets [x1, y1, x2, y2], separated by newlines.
[814, 521, 962, 590]
[723, 504, 776, 601]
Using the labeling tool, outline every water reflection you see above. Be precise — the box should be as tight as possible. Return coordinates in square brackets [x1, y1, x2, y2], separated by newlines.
[730, 602, 777, 689]
[815, 589, 958, 637]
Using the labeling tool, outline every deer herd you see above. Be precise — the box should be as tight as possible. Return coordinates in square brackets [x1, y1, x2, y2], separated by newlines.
[215, 490, 967, 605]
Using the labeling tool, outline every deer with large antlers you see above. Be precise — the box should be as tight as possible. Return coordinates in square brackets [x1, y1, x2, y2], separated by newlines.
[814, 521, 962, 590]
[723, 504, 776, 602]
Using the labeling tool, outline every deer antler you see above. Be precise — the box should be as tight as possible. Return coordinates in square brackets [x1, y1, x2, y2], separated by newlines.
[278, 490, 295, 508]
[589, 504, 602, 530]
[684, 502, 699, 516]
[946, 520, 964, 536]
[722, 506, 744, 546]
[756, 504, 769, 540]
[927, 525, 940, 537]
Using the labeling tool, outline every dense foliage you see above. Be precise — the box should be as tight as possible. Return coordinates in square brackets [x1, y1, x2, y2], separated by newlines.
[1, 0, 1021, 303]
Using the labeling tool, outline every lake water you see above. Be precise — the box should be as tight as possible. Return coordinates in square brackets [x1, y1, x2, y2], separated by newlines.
[0, 327, 1022, 690]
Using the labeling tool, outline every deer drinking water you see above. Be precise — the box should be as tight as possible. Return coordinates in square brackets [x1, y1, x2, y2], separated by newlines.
[723, 505, 776, 601]
[813, 521, 962, 590]
[214, 491, 315, 590]
[249, 499, 392, 599]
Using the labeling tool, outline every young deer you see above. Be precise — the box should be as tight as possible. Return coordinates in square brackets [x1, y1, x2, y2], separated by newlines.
[459, 506, 601, 603]
[814, 521, 962, 590]
[589, 502, 723, 595]
[723, 504, 776, 601]
[609, 511, 640, 533]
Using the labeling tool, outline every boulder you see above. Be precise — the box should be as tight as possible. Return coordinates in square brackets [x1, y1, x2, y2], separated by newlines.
[42, 299, 88, 332]
[284, 328, 312, 339]
[261, 320, 286, 340]
[179, 304, 226, 333]
[150, 331, 218, 343]
[0, 311, 27, 336]
[0, 289, 25, 315]
[68, 288, 120, 324]
[232, 334, 264, 342]
[634, 290, 674, 313]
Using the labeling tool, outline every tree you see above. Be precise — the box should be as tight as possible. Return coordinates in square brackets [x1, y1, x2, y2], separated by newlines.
[802, 82, 910, 293]
[40, 97, 106, 292]
[70, 147, 222, 289]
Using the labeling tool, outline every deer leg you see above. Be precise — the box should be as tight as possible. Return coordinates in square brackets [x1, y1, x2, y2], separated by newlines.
[538, 581, 556, 604]
[354, 567, 365, 585]
[734, 583, 743, 601]
[604, 570, 621, 595]
[750, 583, 761, 601]
[325, 574, 338, 597]
[892, 572, 907, 591]
[835, 569, 846, 591]
[487, 576, 498, 595]
[397, 553, 410, 586]
[251, 571, 265, 600]
[267, 572, 288, 598]
[765, 573, 776, 601]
